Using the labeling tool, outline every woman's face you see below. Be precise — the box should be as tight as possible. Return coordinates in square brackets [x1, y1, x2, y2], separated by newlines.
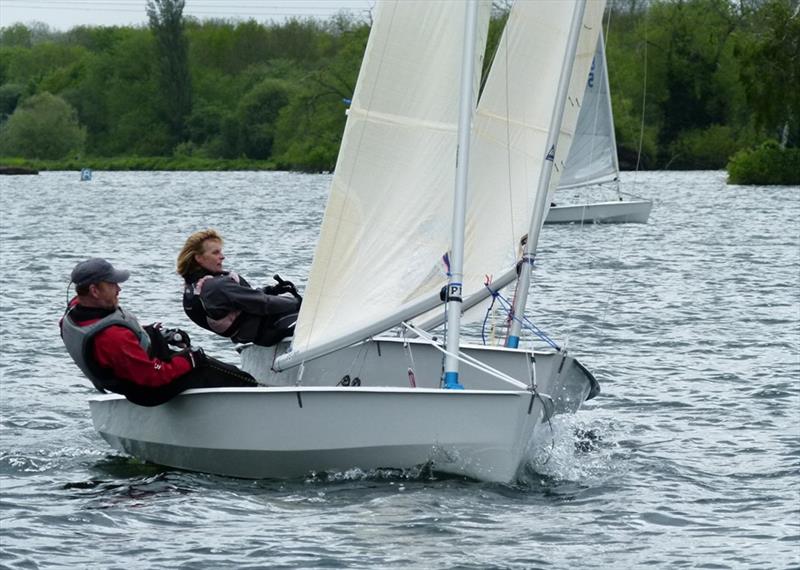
[195, 239, 225, 273]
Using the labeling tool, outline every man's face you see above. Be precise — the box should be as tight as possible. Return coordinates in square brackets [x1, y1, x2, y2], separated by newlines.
[92, 281, 121, 309]
[195, 239, 225, 273]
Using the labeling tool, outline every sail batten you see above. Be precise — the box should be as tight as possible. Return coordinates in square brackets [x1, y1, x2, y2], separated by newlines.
[346, 108, 460, 132]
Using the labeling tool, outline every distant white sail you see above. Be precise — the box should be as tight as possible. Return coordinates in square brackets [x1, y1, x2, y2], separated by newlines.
[557, 30, 620, 189]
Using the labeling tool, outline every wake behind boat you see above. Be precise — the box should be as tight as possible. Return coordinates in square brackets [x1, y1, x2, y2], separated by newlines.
[89, 0, 607, 483]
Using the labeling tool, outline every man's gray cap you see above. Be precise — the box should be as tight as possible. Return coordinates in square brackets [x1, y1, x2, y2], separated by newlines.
[71, 258, 130, 287]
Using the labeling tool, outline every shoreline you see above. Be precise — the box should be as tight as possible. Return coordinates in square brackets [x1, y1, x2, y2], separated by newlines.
[0, 157, 282, 173]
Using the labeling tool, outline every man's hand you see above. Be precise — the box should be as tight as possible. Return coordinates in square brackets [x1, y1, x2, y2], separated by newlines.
[188, 347, 207, 368]
[161, 328, 191, 349]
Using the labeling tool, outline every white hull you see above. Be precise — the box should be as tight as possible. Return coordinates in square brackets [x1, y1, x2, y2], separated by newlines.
[89, 338, 598, 482]
[545, 199, 652, 224]
[91, 387, 543, 482]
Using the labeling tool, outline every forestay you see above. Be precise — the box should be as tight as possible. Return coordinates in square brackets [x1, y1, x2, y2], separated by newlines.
[557, 30, 620, 190]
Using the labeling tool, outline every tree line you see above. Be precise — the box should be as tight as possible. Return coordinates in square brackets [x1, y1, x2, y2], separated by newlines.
[0, 0, 797, 173]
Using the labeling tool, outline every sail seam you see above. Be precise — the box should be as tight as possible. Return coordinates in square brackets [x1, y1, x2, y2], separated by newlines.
[474, 109, 550, 131]
[346, 107, 458, 133]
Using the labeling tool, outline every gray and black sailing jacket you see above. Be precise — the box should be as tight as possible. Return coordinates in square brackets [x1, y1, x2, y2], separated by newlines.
[183, 270, 300, 347]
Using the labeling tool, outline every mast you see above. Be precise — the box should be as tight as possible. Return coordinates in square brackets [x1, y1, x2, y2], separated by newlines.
[443, 0, 480, 389]
[506, 0, 588, 349]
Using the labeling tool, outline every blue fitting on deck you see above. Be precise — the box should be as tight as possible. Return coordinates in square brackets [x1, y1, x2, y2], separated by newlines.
[443, 371, 464, 390]
[506, 335, 520, 349]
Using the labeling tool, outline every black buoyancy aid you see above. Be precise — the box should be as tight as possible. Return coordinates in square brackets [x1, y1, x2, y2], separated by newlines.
[60, 305, 151, 393]
[183, 270, 299, 347]
[183, 270, 248, 337]
[183, 279, 212, 332]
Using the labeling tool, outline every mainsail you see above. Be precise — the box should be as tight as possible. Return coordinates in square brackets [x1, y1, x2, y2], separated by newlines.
[557, 30, 620, 190]
[289, 1, 492, 358]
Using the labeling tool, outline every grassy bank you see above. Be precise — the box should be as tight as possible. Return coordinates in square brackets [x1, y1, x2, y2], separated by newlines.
[0, 156, 278, 172]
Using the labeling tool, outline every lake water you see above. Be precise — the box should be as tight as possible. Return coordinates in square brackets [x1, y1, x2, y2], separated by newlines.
[1, 170, 798, 568]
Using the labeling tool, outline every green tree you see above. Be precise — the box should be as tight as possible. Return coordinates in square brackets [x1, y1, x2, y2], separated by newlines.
[606, 0, 756, 168]
[638, 0, 744, 165]
[0, 83, 24, 119]
[273, 18, 368, 171]
[605, 5, 661, 168]
[237, 79, 293, 159]
[59, 28, 165, 155]
[147, 0, 192, 145]
[0, 23, 33, 48]
[99, 31, 169, 155]
[0, 92, 86, 158]
[736, 0, 800, 146]
[2, 42, 88, 86]
[0, 22, 56, 48]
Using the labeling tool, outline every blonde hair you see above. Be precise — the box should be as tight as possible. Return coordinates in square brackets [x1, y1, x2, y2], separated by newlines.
[177, 229, 223, 279]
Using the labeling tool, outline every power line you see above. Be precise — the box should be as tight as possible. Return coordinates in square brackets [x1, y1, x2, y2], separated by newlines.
[2, 0, 372, 10]
[5, 0, 370, 5]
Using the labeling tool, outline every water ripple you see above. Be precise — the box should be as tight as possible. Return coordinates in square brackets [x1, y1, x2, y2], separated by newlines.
[1, 171, 798, 569]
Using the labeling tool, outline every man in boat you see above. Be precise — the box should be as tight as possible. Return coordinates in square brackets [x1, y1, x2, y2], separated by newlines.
[60, 258, 258, 407]
[177, 229, 301, 347]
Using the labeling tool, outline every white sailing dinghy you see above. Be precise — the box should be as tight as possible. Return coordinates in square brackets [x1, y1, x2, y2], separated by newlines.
[545, 31, 652, 224]
[89, 0, 605, 483]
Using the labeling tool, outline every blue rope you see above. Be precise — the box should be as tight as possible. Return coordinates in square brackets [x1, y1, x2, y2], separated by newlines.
[481, 285, 561, 350]
[481, 290, 498, 345]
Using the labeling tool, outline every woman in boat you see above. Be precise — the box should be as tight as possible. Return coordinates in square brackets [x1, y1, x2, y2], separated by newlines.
[60, 258, 258, 407]
[177, 229, 301, 347]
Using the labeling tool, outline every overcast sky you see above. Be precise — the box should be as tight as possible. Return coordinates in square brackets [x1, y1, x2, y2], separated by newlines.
[0, 0, 376, 31]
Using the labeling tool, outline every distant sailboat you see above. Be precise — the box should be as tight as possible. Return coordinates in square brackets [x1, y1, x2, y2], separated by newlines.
[545, 31, 652, 224]
[89, 0, 605, 483]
